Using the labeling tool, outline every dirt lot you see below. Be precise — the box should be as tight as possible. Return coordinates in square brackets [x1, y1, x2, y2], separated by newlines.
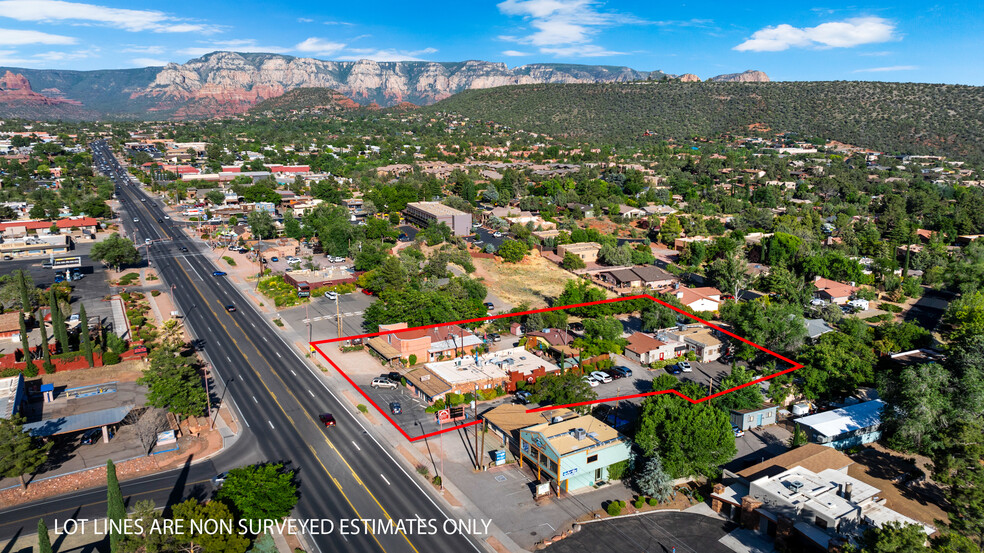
[473, 252, 579, 308]
[847, 443, 949, 527]
[37, 359, 147, 387]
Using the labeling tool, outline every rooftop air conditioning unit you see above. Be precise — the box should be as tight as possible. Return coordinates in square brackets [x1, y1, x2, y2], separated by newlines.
[788, 480, 804, 492]
[572, 428, 587, 440]
[552, 416, 565, 423]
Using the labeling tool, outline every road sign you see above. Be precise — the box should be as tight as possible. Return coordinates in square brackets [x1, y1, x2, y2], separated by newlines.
[437, 409, 450, 423]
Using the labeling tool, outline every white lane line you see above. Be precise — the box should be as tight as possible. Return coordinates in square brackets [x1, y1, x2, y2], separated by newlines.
[290, 369, 297, 376]
[263, 337, 268, 342]
[239, 373, 244, 381]
[268, 420, 275, 429]
[380, 474, 391, 486]
[308, 389, 315, 397]
[226, 356, 232, 363]
[252, 395, 258, 403]
[276, 352, 282, 358]
[351, 441, 361, 451]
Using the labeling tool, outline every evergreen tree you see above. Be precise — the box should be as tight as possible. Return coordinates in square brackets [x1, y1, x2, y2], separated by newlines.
[18, 312, 35, 374]
[0, 414, 51, 488]
[79, 303, 94, 367]
[38, 316, 53, 374]
[37, 519, 52, 553]
[18, 270, 32, 312]
[48, 289, 69, 353]
[636, 455, 674, 503]
[106, 459, 125, 553]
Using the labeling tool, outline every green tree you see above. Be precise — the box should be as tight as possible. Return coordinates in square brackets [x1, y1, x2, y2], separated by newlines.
[171, 499, 250, 553]
[107, 459, 125, 553]
[18, 312, 35, 374]
[37, 519, 52, 553]
[942, 291, 984, 345]
[720, 299, 806, 361]
[707, 252, 752, 299]
[205, 189, 225, 205]
[659, 214, 683, 245]
[138, 345, 207, 418]
[283, 215, 302, 239]
[880, 362, 951, 454]
[48, 288, 69, 353]
[933, 421, 984, 548]
[532, 371, 598, 414]
[789, 424, 807, 448]
[248, 534, 278, 553]
[561, 252, 586, 270]
[216, 463, 299, 522]
[635, 455, 674, 503]
[764, 232, 804, 267]
[38, 315, 53, 374]
[90, 233, 141, 271]
[79, 303, 94, 367]
[247, 210, 276, 239]
[497, 239, 529, 263]
[713, 366, 764, 412]
[860, 521, 930, 553]
[798, 332, 876, 399]
[0, 414, 52, 488]
[17, 270, 33, 312]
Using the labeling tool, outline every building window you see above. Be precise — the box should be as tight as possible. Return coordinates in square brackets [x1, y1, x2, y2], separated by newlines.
[815, 517, 828, 529]
[587, 454, 598, 463]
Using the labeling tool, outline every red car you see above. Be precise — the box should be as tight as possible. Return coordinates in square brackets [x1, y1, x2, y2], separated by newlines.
[319, 413, 336, 428]
[361, 288, 373, 296]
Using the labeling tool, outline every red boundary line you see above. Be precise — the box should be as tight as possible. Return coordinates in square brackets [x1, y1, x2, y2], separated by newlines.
[310, 294, 803, 442]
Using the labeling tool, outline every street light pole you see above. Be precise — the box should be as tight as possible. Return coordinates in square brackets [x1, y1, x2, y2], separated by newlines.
[474, 384, 481, 471]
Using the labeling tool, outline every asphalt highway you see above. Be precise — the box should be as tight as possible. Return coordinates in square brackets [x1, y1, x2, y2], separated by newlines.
[0, 142, 487, 553]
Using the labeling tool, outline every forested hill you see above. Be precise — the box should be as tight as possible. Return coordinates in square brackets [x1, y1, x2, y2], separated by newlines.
[429, 81, 984, 161]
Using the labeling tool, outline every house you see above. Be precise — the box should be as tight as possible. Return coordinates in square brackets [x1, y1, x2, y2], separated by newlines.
[731, 404, 778, 431]
[665, 286, 722, 312]
[599, 265, 678, 290]
[813, 277, 858, 305]
[524, 329, 580, 362]
[367, 322, 483, 364]
[615, 204, 645, 219]
[557, 242, 602, 264]
[624, 332, 677, 364]
[0, 312, 21, 339]
[519, 414, 632, 494]
[665, 326, 724, 362]
[794, 400, 885, 449]
[804, 319, 837, 341]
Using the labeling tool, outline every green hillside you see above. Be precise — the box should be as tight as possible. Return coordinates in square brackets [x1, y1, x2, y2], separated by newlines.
[428, 81, 984, 160]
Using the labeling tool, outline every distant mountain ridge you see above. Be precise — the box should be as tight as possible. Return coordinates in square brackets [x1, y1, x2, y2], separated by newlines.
[0, 51, 767, 120]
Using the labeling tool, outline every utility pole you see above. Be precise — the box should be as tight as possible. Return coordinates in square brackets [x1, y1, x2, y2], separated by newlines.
[474, 384, 481, 471]
[305, 301, 311, 343]
[335, 294, 342, 339]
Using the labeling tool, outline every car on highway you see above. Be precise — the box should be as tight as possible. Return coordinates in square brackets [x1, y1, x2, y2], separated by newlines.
[389, 402, 402, 415]
[145, 238, 151, 244]
[133, 217, 139, 222]
[678, 362, 693, 372]
[591, 371, 613, 384]
[583, 375, 599, 387]
[212, 271, 227, 277]
[732, 425, 745, 438]
[158, 218, 163, 223]
[371, 377, 398, 389]
[319, 413, 336, 428]
[141, 198, 146, 202]
[180, 246, 188, 252]
[164, 215, 170, 219]
[225, 305, 236, 312]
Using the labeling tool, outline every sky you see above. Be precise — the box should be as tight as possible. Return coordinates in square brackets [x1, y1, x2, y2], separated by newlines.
[0, 0, 980, 84]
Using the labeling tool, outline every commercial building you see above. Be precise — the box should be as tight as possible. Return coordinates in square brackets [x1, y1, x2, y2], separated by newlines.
[402, 202, 472, 236]
[0, 235, 71, 258]
[624, 332, 678, 364]
[662, 325, 725, 363]
[794, 399, 885, 449]
[368, 323, 483, 365]
[556, 242, 601, 264]
[519, 413, 632, 494]
[0, 374, 25, 419]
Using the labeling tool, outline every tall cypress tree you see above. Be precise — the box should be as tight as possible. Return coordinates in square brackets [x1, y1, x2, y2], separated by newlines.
[37, 519, 52, 553]
[38, 316, 54, 374]
[18, 312, 35, 373]
[106, 459, 125, 553]
[48, 289, 68, 354]
[80, 303, 94, 367]
[17, 271, 32, 312]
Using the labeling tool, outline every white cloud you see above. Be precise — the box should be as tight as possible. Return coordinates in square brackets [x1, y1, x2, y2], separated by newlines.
[859, 50, 891, 56]
[177, 39, 290, 57]
[497, 0, 641, 57]
[295, 37, 347, 57]
[324, 20, 355, 26]
[131, 57, 168, 66]
[0, 0, 220, 33]
[297, 17, 314, 23]
[852, 65, 917, 73]
[121, 45, 164, 54]
[0, 50, 30, 64]
[338, 47, 437, 61]
[502, 50, 531, 56]
[31, 49, 93, 61]
[734, 17, 895, 52]
[0, 28, 76, 45]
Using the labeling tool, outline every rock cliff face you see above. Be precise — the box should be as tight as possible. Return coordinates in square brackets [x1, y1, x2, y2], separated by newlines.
[0, 71, 81, 106]
[134, 52, 660, 118]
[708, 70, 770, 83]
[678, 73, 701, 82]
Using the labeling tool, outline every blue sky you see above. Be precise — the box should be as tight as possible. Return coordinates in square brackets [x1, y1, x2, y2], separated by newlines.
[0, 0, 980, 84]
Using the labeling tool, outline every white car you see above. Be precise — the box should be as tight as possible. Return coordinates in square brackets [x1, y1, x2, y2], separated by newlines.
[591, 371, 613, 384]
[324, 291, 337, 300]
[493, 232, 503, 238]
[582, 375, 599, 387]
[678, 362, 693, 372]
[132, 217, 139, 222]
[164, 215, 170, 219]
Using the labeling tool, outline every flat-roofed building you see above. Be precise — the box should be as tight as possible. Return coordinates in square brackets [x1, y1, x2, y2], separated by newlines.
[403, 201, 472, 236]
[556, 242, 601, 263]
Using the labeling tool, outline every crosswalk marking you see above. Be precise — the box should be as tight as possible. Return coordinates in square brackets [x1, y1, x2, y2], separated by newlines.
[301, 311, 363, 323]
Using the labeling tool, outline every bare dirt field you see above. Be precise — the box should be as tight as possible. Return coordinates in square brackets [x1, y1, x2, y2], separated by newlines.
[38, 359, 147, 386]
[473, 253, 578, 308]
[848, 443, 949, 527]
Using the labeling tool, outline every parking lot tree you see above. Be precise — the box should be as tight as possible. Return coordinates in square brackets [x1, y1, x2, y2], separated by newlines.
[216, 463, 299, 522]
[90, 233, 141, 271]
[561, 251, 586, 270]
[0, 414, 52, 488]
[636, 454, 674, 503]
[497, 239, 529, 263]
[138, 345, 207, 419]
[531, 371, 598, 414]
[283, 215, 302, 239]
[713, 366, 764, 412]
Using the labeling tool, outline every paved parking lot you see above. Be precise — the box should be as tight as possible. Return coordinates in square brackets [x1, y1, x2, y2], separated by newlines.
[279, 291, 375, 341]
[545, 511, 737, 553]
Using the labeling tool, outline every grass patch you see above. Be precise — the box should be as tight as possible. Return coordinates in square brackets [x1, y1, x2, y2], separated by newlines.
[257, 275, 306, 307]
[222, 256, 237, 266]
[273, 318, 284, 327]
